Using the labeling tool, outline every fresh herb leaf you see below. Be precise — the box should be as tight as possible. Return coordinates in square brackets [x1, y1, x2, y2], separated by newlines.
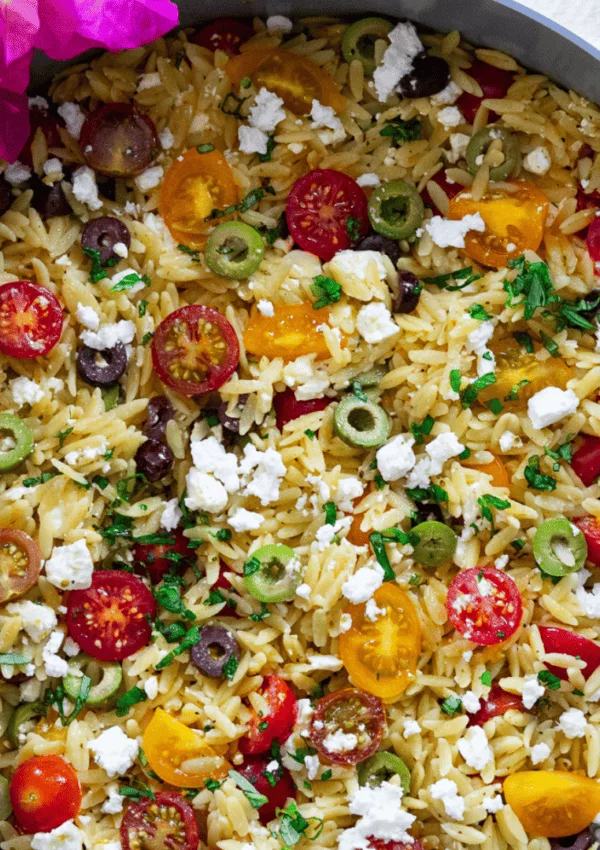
[450, 370, 462, 393]
[406, 484, 448, 504]
[220, 92, 249, 118]
[205, 187, 265, 222]
[374, 473, 386, 490]
[116, 685, 147, 717]
[110, 271, 151, 293]
[249, 602, 270, 622]
[311, 275, 342, 309]
[460, 372, 497, 408]
[478, 494, 511, 532]
[258, 135, 276, 163]
[116, 473, 146, 503]
[205, 778, 222, 791]
[57, 427, 73, 448]
[277, 801, 323, 846]
[23, 471, 61, 487]
[240, 76, 252, 89]
[304, 429, 316, 440]
[244, 556, 260, 577]
[380, 117, 421, 146]
[142, 331, 153, 345]
[467, 304, 492, 321]
[524, 455, 557, 491]
[458, 447, 471, 460]
[423, 266, 484, 292]
[229, 769, 268, 808]
[155, 625, 201, 670]
[197, 143, 215, 154]
[513, 331, 534, 353]
[480, 670, 492, 686]
[368, 532, 395, 582]
[540, 331, 560, 357]
[177, 244, 201, 260]
[505, 378, 530, 401]
[556, 296, 598, 332]
[204, 589, 226, 606]
[485, 398, 504, 415]
[504, 255, 557, 320]
[321, 769, 332, 781]
[138, 300, 148, 317]
[408, 573, 423, 586]
[441, 696, 462, 716]
[83, 246, 118, 283]
[92, 475, 109, 490]
[537, 670, 561, 691]
[118, 784, 155, 802]
[346, 216, 361, 242]
[222, 654, 239, 681]
[324, 501, 337, 526]
[410, 414, 434, 445]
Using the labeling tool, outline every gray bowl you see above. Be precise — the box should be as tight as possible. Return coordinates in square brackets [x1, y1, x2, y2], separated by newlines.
[30, 0, 600, 102]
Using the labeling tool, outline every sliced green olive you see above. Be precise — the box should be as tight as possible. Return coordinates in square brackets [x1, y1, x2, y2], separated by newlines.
[334, 395, 390, 449]
[466, 128, 522, 182]
[368, 180, 425, 240]
[244, 544, 302, 603]
[205, 221, 265, 279]
[411, 520, 457, 567]
[533, 518, 587, 577]
[0, 413, 34, 472]
[342, 17, 394, 74]
[353, 364, 388, 390]
[63, 656, 123, 706]
[6, 701, 45, 749]
[0, 776, 10, 821]
[358, 751, 411, 792]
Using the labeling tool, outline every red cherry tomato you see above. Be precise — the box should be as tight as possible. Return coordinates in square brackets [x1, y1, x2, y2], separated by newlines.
[132, 528, 195, 584]
[152, 305, 240, 397]
[191, 18, 254, 54]
[121, 792, 198, 850]
[20, 106, 63, 167]
[309, 688, 385, 766]
[574, 515, 600, 568]
[274, 388, 332, 430]
[369, 840, 425, 850]
[240, 674, 298, 755]
[576, 187, 600, 236]
[0, 281, 63, 359]
[10, 755, 81, 833]
[571, 435, 600, 487]
[456, 60, 514, 124]
[213, 562, 240, 618]
[286, 169, 369, 261]
[468, 683, 526, 726]
[421, 170, 462, 213]
[539, 625, 600, 682]
[587, 217, 600, 266]
[66, 570, 156, 662]
[238, 756, 296, 823]
[446, 567, 523, 646]
[80, 103, 159, 178]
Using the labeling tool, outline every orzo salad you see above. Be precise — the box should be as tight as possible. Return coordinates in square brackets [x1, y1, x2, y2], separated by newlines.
[3, 11, 600, 850]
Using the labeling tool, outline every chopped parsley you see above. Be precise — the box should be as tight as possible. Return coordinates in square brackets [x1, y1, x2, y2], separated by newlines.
[379, 117, 421, 146]
[478, 494, 511, 533]
[177, 244, 201, 260]
[244, 556, 261, 577]
[116, 685, 147, 717]
[277, 801, 323, 846]
[324, 501, 337, 526]
[346, 216, 361, 242]
[406, 484, 448, 504]
[537, 670, 561, 691]
[544, 437, 574, 471]
[441, 696, 463, 716]
[504, 255, 557, 320]
[485, 398, 504, 415]
[23, 471, 61, 487]
[467, 304, 492, 321]
[229, 769, 268, 808]
[311, 275, 342, 309]
[410, 414, 434, 445]
[449, 370, 462, 393]
[540, 331, 560, 357]
[138, 300, 148, 317]
[219, 92, 249, 118]
[222, 654, 239, 681]
[423, 266, 484, 292]
[505, 379, 530, 401]
[57, 426, 73, 448]
[524, 454, 557, 491]
[205, 187, 266, 222]
[110, 271, 151, 293]
[304, 429, 316, 440]
[82, 246, 118, 283]
[513, 331, 534, 353]
[204, 589, 227, 607]
[155, 625, 201, 670]
[258, 135, 276, 163]
[480, 670, 492, 686]
[249, 602, 271, 622]
[408, 573, 423, 586]
[197, 143, 215, 154]
[368, 532, 395, 582]
[460, 372, 497, 408]
[118, 784, 155, 803]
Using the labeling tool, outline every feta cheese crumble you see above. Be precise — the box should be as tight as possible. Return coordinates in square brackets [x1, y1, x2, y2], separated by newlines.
[425, 212, 486, 248]
[31, 820, 84, 850]
[228, 508, 264, 532]
[558, 707, 587, 739]
[266, 14, 293, 30]
[376, 434, 416, 481]
[522, 675, 545, 709]
[407, 432, 465, 489]
[527, 387, 579, 430]
[530, 741, 551, 764]
[403, 719, 421, 738]
[338, 782, 416, 850]
[72, 166, 103, 210]
[6, 600, 57, 641]
[87, 726, 139, 777]
[10, 376, 43, 408]
[373, 22, 422, 102]
[76, 304, 100, 331]
[523, 146, 552, 175]
[161, 498, 183, 531]
[457, 726, 493, 770]
[81, 320, 136, 350]
[310, 99, 345, 144]
[45, 539, 94, 590]
[429, 778, 465, 820]
[57, 102, 85, 139]
[437, 106, 463, 129]
[356, 303, 399, 343]
[342, 563, 385, 603]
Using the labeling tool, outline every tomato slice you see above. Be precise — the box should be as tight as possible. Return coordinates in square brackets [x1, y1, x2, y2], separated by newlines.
[587, 217, 600, 265]
[121, 791, 199, 850]
[286, 169, 369, 261]
[133, 528, 196, 584]
[504, 770, 600, 838]
[66, 570, 156, 662]
[80, 103, 159, 178]
[152, 305, 240, 397]
[456, 60, 514, 124]
[310, 688, 385, 766]
[571, 436, 600, 487]
[10, 755, 81, 833]
[369, 841, 425, 850]
[274, 388, 332, 430]
[446, 567, 523, 646]
[143, 708, 230, 787]
[191, 18, 253, 54]
[225, 48, 345, 115]
[0, 281, 63, 359]
[240, 674, 297, 755]
[244, 302, 336, 361]
[539, 625, 600, 681]
[0, 529, 41, 604]
[468, 683, 526, 726]
[464, 455, 510, 488]
[448, 183, 549, 269]
[238, 756, 296, 823]
[576, 186, 600, 235]
[574, 516, 600, 568]
[159, 148, 238, 248]
[339, 583, 421, 701]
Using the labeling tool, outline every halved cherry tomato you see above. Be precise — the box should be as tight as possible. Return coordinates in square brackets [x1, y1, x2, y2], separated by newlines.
[159, 148, 238, 248]
[240, 674, 297, 755]
[121, 791, 199, 850]
[422, 170, 462, 213]
[0, 529, 41, 604]
[244, 302, 337, 361]
[448, 183, 550, 268]
[587, 217, 600, 265]
[238, 756, 296, 823]
[573, 515, 600, 568]
[80, 103, 159, 177]
[10, 755, 81, 833]
[468, 683, 526, 726]
[464, 455, 510, 488]
[446, 567, 522, 646]
[143, 708, 230, 788]
[286, 169, 368, 261]
[225, 47, 345, 115]
[152, 305, 240, 397]
[213, 562, 240, 618]
[274, 388, 332, 430]
[576, 186, 600, 235]
[339, 583, 421, 701]
[132, 527, 196, 584]
[347, 502, 371, 547]
[504, 770, 600, 838]
[571, 435, 600, 487]
[310, 688, 385, 766]
[539, 625, 600, 681]
[369, 841, 425, 850]
[20, 106, 62, 167]
[191, 18, 253, 54]
[457, 60, 514, 124]
[66, 570, 156, 662]
[0, 281, 63, 359]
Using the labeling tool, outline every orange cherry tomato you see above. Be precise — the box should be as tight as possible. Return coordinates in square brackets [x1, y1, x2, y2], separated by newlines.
[464, 455, 510, 488]
[503, 771, 600, 838]
[225, 47, 345, 115]
[143, 708, 230, 788]
[10, 755, 81, 833]
[0, 529, 41, 604]
[448, 182, 550, 268]
[244, 303, 338, 361]
[339, 583, 421, 701]
[159, 148, 238, 248]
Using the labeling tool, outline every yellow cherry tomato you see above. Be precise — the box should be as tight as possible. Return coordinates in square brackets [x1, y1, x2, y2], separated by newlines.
[159, 148, 238, 248]
[504, 770, 600, 837]
[244, 302, 340, 361]
[339, 583, 421, 701]
[142, 708, 230, 788]
[448, 182, 550, 268]
[464, 455, 510, 488]
[225, 47, 346, 115]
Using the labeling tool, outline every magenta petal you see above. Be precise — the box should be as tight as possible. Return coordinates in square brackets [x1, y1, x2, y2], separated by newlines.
[0, 0, 40, 67]
[37, 0, 179, 61]
[0, 88, 31, 164]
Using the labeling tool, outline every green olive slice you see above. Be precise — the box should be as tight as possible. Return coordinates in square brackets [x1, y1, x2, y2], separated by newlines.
[533, 518, 587, 577]
[205, 221, 265, 279]
[368, 180, 425, 240]
[466, 128, 522, 182]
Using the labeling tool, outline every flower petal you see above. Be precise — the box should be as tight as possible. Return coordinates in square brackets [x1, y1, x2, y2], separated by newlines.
[0, 88, 31, 164]
[0, 0, 40, 67]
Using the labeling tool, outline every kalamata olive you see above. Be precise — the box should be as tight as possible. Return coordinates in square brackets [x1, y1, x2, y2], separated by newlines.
[134, 439, 173, 482]
[190, 625, 241, 679]
[81, 216, 131, 265]
[411, 501, 444, 527]
[76, 343, 128, 388]
[550, 830, 594, 850]
[0, 178, 12, 215]
[399, 54, 451, 99]
[356, 233, 402, 267]
[392, 271, 422, 314]
[80, 103, 159, 178]
[30, 176, 71, 219]
[143, 396, 175, 441]
[217, 394, 249, 433]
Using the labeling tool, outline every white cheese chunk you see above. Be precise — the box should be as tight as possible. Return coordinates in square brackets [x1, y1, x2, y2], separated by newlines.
[527, 387, 579, 430]
[87, 726, 139, 777]
[45, 539, 94, 590]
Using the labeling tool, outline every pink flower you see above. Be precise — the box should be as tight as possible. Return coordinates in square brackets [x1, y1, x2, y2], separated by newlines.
[0, 0, 179, 163]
